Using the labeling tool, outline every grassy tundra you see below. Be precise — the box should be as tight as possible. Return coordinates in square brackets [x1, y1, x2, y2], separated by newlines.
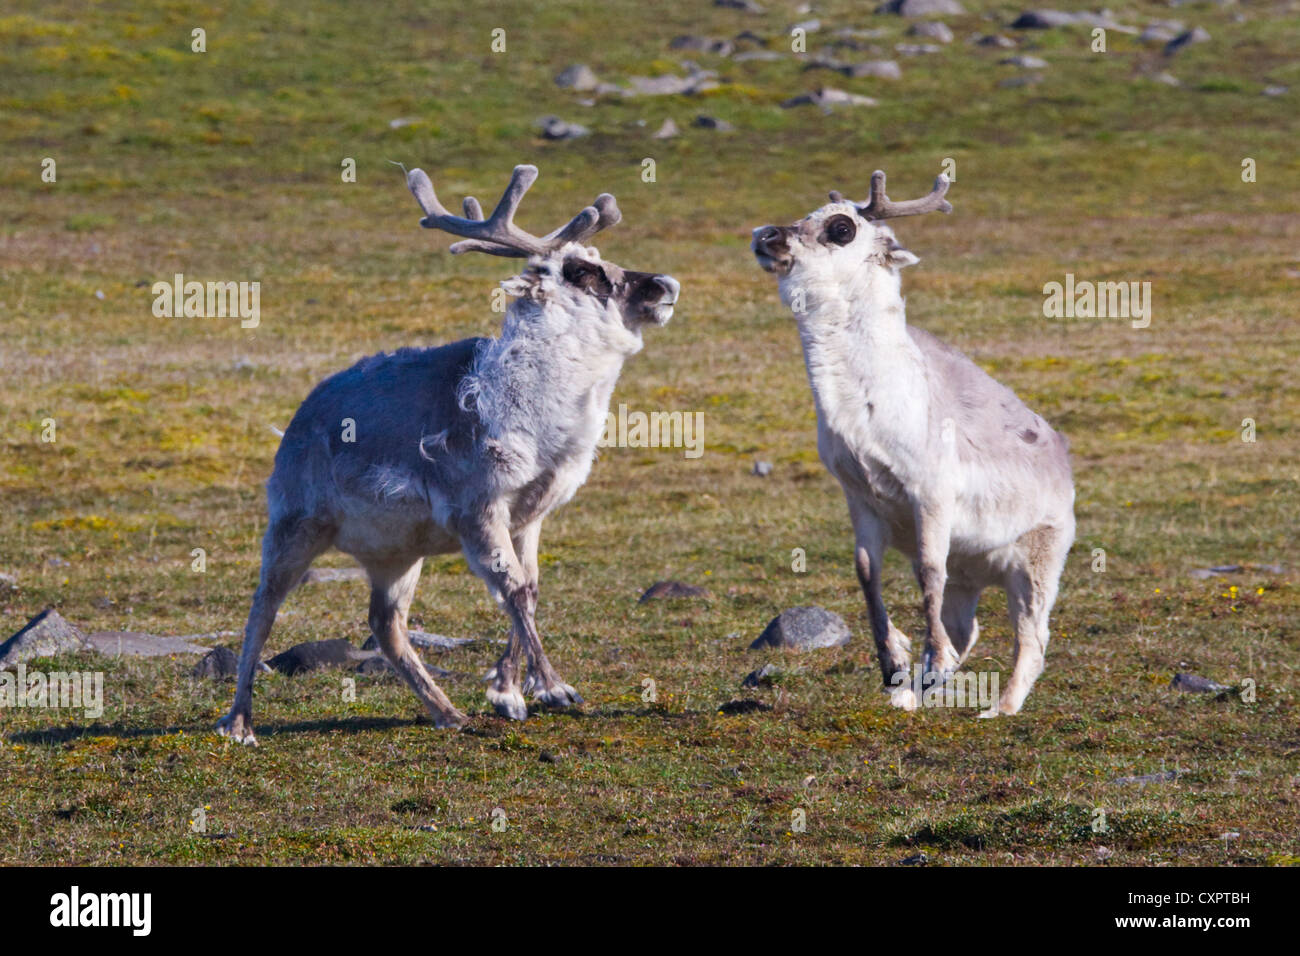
[1, 0, 1298, 865]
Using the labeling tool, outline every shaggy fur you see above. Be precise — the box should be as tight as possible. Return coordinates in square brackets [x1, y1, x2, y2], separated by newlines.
[217, 240, 678, 744]
[753, 188, 1075, 717]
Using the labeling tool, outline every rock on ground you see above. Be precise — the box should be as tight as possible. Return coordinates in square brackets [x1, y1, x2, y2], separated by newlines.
[876, 0, 965, 17]
[652, 118, 680, 139]
[1170, 673, 1229, 694]
[266, 639, 368, 675]
[639, 580, 710, 603]
[555, 64, 598, 90]
[908, 21, 954, 42]
[782, 87, 879, 108]
[1165, 26, 1210, 55]
[86, 631, 212, 657]
[301, 566, 367, 584]
[751, 606, 852, 650]
[193, 646, 240, 680]
[537, 116, 590, 140]
[0, 609, 90, 668]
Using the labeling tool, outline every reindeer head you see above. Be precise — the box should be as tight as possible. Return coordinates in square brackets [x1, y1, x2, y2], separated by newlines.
[407, 164, 679, 331]
[751, 170, 951, 299]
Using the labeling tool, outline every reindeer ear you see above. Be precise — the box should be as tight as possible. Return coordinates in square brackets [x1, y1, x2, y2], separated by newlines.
[886, 241, 920, 270]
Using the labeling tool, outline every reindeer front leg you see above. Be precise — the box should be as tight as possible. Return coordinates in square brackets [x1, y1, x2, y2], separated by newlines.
[914, 501, 960, 701]
[463, 518, 581, 721]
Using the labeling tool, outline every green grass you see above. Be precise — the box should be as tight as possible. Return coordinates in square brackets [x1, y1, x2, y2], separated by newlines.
[1, 0, 1298, 865]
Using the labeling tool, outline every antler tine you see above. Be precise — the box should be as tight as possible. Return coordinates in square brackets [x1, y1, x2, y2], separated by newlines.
[859, 169, 952, 221]
[406, 164, 621, 258]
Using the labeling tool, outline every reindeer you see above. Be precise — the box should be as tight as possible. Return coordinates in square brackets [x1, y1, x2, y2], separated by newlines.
[751, 170, 1075, 716]
[217, 164, 679, 744]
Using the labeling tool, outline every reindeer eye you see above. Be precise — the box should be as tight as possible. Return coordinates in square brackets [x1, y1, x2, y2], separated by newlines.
[824, 215, 857, 246]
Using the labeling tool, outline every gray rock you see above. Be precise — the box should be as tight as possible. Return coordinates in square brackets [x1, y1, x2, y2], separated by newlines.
[1263, 85, 1288, 97]
[639, 580, 710, 603]
[790, 19, 821, 33]
[670, 35, 734, 56]
[741, 663, 780, 687]
[1012, 10, 1137, 33]
[717, 698, 773, 714]
[752, 460, 774, 476]
[1171, 673, 1229, 694]
[555, 64, 599, 91]
[896, 43, 943, 55]
[1165, 26, 1209, 55]
[1001, 54, 1049, 68]
[876, 0, 965, 17]
[751, 606, 852, 651]
[692, 114, 735, 131]
[782, 87, 879, 108]
[192, 646, 239, 680]
[1150, 71, 1182, 87]
[87, 631, 212, 657]
[908, 21, 954, 42]
[626, 70, 718, 96]
[537, 116, 590, 140]
[844, 59, 903, 80]
[716, 0, 764, 11]
[652, 118, 681, 139]
[301, 566, 367, 584]
[266, 638, 368, 676]
[1139, 20, 1183, 44]
[733, 49, 786, 62]
[901, 851, 929, 865]
[976, 34, 1017, 48]
[0, 572, 17, 589]
[0, 609, 90, 669]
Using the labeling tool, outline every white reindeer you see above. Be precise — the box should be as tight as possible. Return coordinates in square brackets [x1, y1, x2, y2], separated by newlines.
[751, 170, 1074, 716]
[217, 164, 679, 744]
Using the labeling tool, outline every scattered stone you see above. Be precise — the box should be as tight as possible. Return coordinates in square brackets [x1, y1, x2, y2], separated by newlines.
[192, 646, 239, 680]
[670, 35, 734, 56]
[555, 64, 599, 91]
[87, 631, 212, 657]
[1263, 85, 1288, 97]
[976, 34, 1017, 48]
[1139, 20, 1183, 44]
[733, 49, 786, 62]
[900, 851, 929, 865]
[1165, 26, 1210, 55]
[1189, 564, 1248, 579]
[1150, 71, 1182, 87]
[639, 580, 710, 603]
[717, 698, 773, 715]
[752, 460, 774, 477]
[790, 19, 821, 33]
[1171, 673, 1230, 694]
[0, 609, 90, 669]
[1001, 54, 1049, 68]
[359, 631, 477, 651]
[388, 117, 418, 129]
[652, 118, 681, 139]
[782, 87, 879, 108]
[0, 572, 17, 589]
[876, 0, 966, 17]
[266, 638, 367, 676]
[751, 606, 852, 651]
[301, 566, 367, 584]
[741, 663, 779, 688]
[1109, 770, 1179, 786]
[908, 21, 954, 43]
[626, 69, 718, 96]
[539, 749, 560, 764]
[692, 114, 735, 131]
[716, 0, 764, 12]
[537, 116, 590, 140]
[844, 59, 903, 79]
[896, 43, 943, 55]
[1011, 10, 1136, 33]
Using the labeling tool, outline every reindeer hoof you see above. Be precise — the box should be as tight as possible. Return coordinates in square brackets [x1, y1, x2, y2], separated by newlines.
[431, 706, 469, 729]
[216, 712, 259, 746]
[533, 683, 583, 709]
[486, 684, 529, 721]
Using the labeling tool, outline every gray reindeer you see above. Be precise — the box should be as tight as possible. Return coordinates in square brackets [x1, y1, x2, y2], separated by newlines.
[218, 164, 679, 744]
[752, 171, 1075, 716]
